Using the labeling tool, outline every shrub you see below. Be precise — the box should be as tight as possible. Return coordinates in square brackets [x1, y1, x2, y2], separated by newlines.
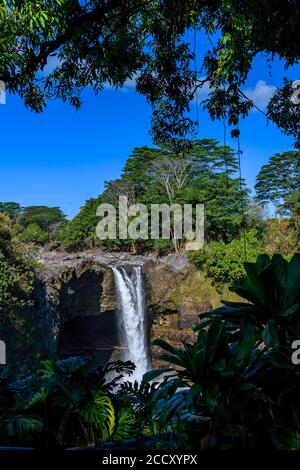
[193, 229, 262, 292]
[153, 239, 172, 255]
[263, 219, 299, 256]
[20, 223, 49, 244]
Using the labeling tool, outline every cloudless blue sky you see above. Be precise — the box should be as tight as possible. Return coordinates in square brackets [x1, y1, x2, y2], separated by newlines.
[0, 53, 299, 218]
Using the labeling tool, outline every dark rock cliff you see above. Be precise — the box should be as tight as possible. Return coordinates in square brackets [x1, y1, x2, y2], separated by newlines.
[33, 250, 223, 367]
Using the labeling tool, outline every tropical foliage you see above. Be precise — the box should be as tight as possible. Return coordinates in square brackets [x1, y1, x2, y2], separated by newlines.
[153, 254, 300, 449]
[19, 223, 49, 244]
[0, 356, 137, 448]
[0, 355, 180, 449]
[0, 203, 66, 243]
[1, 1, 299, 145]
[0, 214, 40, 376]
[1, 254, 300, 450]
[201, 253, 300, 349]
[0, 202, 22, 221]
[255, 151, 300, 216]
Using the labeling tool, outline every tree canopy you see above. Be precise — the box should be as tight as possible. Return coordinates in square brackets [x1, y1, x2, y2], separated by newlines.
[267, 79, 300, 149]
[0, 202, 21, 221]
[59, 197, 102, 249]
[255, 151, 300, 216]
[20, 205, 66, 232]
[61, 138, 248, 250]
[1, 1, 299, 144]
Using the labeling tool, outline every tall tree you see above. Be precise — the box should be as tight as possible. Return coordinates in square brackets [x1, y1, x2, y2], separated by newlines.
[20, 206, 66, 232]
[1, 1, 299, 143]
[147, 156, 191, 251]
[186, 139, 239, 177]
[102, 179, 138, 251]
[121, 146, 167, 195]
[0, 202, 22, 222]
[59, 197, 101, 248]
[149, 157, 191, 205]
[255, 151, 300, 216]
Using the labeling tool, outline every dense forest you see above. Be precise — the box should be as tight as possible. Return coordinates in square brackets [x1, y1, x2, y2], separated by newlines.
[0, 0, 300, 456]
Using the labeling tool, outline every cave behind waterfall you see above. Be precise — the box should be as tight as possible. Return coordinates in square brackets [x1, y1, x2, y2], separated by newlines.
[57, 270, 119, 363]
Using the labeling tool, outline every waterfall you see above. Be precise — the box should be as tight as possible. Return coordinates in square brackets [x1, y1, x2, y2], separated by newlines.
[112, 266, 150, 382]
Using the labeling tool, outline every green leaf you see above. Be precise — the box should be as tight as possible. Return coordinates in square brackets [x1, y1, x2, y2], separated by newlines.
[284, 253, 300, 307]
[158, 354, 185, 368]
[271, 254, 288, 290]
[8, 415, 44, 439]
[81, 392, 115, 441]
[142, 368, 173, 383]
[281, 303, 300, 317]
[235, 337, 256, 367]
[191, 350, 205, 378]
[256, 254, 271, 273]
[243, 261, 270, 307]
[152, 338, 179, 355]
[262, 320, 279, 348]
[270, 352, 290, 369]
[205, 318, 225, 363]
[25, 387, 48, 409]
[58, 411, 71, 446]
[113, 408, 138, 441]
[272, 427, 300, 450]
[212, 358, 226, 371]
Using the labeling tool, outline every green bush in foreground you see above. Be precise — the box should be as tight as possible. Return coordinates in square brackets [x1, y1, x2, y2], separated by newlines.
[0, 356, 139, 448]
[153, 254, 300, 450]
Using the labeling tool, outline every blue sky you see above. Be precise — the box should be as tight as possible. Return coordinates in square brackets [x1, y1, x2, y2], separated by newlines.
[0, 53, 299, 218]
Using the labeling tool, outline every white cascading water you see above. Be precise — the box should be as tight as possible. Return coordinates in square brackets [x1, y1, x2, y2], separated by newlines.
[112, 266, 150, 382]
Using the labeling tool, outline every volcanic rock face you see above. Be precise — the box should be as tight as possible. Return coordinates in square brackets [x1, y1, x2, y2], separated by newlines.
[34, 253, 118, 362]
[142, 257, 221, 367]
[34, 249, 222, 366]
